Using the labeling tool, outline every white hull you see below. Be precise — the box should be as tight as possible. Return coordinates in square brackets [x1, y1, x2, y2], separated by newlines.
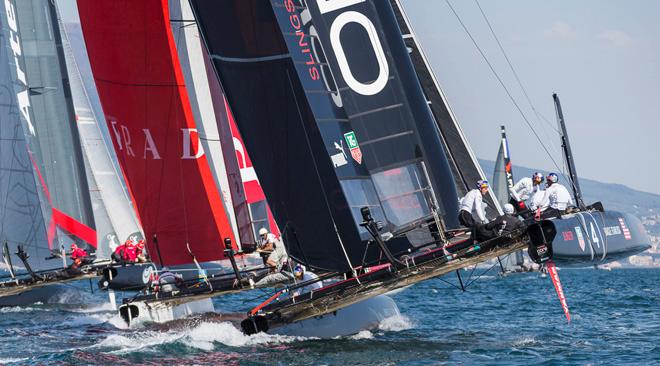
[119, 297, 215, 326]
[272, 295, 400, 338]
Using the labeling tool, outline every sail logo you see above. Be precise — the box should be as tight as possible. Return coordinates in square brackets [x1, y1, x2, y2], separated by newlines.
[343, 131, 362, 164]
[285, 0, 344, 108]
[603, 226, 622, 237]
[4, 0, 34, 135]
[107, 118, 204, 160]
[315, 0, 390, 96]
[330, 140, 348, 167]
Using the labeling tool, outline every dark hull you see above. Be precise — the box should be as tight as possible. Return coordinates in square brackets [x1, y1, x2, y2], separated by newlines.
[98, 263, 157, 291]
[530, 210, 650, 267]
[0, 284, 83, 307]
[100, 260, 268, 292]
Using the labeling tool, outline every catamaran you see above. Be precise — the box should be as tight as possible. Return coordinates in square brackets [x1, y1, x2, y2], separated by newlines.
[77, 0, 284, 323]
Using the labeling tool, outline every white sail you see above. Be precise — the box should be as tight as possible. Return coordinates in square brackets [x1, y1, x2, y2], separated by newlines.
[168, 0, 240, 244]
[58, 13, 143, 259]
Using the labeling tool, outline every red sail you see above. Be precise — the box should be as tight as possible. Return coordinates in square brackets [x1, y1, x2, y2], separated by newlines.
[77, 0, 236, 265]
[225, 99, 279, 236]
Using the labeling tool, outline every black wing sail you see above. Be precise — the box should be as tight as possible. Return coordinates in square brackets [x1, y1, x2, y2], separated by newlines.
[389, 0, 502, 219]
[189, 0, 458, 272]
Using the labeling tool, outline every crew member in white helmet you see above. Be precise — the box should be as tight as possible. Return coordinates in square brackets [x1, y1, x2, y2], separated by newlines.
[539, 173, 574, 219]
[459, 180, 490, 227]
[458, 180, 491, 241]
[257, 227, 288, 271]
[510, 172, 544, 211]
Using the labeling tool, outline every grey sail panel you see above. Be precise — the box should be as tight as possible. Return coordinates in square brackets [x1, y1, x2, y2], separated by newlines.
[492, 144, 509, 207]
[0, 0, 60, 276]
[390, 0, 501, 220]
[57, 11, 142, 259]
[15, 0, 95, 249]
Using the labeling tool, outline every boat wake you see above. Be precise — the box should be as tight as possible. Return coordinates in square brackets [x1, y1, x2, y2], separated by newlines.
[93, 321, 312, 354]
[378, 313, 414, 332]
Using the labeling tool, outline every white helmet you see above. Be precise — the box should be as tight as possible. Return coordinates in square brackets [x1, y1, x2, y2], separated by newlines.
[503, 203, 515, 215]
[258, 228, 268, 236]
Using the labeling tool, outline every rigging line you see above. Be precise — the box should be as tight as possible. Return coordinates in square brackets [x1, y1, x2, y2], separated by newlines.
[445, 0, 564, 174]
[436, 276, 465, 291]
[474, 0, 559, 135]
[464, 258, 501, 288]
[473, 0, 564, 162]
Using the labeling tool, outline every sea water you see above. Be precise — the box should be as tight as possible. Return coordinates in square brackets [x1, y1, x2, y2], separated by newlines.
[0, 268, 657, 365]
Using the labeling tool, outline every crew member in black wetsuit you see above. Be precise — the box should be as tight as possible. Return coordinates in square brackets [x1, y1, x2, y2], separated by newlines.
[481, 203, 526, 240]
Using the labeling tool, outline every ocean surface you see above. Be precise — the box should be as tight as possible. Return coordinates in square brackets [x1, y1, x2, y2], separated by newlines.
[0, 268, 658, 365]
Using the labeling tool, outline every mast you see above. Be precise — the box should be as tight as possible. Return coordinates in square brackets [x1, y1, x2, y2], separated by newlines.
[553, 93, 585, 209]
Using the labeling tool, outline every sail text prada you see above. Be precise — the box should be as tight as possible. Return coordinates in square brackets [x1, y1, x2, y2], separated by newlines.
[108, 119, 205, 160]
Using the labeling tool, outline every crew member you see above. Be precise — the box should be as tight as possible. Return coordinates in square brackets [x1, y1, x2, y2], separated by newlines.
[70, 243, 88, 261]
[135, 239, 148, 263]
[112, 239, 136, 264]
[150, 268, 184, 293]
[481, 203, 526, 240]
[458, 180, 492, 242]
[459, 180, 490, 226]
[69, 243, 90, 270]
[539, 173, 574, 219]
[510, 172, 544, 213]
[291, 264, 323, 297]
[124, 239, 138, 263]
[257, 228, 288, 271]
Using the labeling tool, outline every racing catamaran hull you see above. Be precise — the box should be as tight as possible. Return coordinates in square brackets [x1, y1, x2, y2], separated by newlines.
[272, 295, 399, 338]
[119, 297, 215, 326]
[528, 210, 651, 267]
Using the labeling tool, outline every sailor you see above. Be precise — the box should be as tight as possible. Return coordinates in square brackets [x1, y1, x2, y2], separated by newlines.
[539, 173, 574, 219]
[112, 239, 136, 264]
[458, 180, 490, 226]
[124, 239, 138, 263]
[150, 269, 184, 293]
[528, 185, 546, 212]
[135, 240, 148, 263]
[510, 172, 544, 212]
[257, 228, 288, 271]
[481, 203, 526, 240]
[70, 243, 88, 261]
[291, 264, 323, 297]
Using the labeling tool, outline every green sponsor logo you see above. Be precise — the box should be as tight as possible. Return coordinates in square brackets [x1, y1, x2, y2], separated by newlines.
[344, 131, 359, 149]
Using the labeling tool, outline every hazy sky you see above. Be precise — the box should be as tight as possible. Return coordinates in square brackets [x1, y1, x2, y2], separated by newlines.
[57, 1, 660, 195]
